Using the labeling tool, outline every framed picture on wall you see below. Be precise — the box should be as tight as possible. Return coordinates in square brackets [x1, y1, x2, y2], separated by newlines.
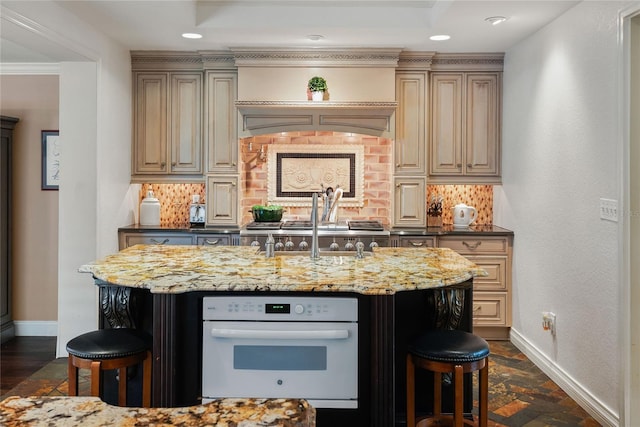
[41, 130, 60, 190]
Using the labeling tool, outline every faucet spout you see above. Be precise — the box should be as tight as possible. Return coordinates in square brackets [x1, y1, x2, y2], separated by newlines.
[310, 193, 320, 259]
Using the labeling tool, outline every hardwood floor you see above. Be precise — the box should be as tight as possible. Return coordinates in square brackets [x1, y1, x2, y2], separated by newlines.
[0, 336, 57, 396]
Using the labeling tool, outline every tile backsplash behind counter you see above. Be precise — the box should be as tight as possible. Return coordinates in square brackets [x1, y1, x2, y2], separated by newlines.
[139, 133, 493, 227]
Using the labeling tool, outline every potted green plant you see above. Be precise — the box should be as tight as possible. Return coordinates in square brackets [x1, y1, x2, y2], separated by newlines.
[308, 76, 328, 101]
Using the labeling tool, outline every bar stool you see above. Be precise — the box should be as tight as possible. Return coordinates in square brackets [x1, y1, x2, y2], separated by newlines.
[66, 328, 152, 407]
[406, 329, 489, 427]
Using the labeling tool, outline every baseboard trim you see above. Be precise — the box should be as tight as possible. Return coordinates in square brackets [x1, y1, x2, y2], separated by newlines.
[13, 320, 58, 337]
[510, 328, 619, 427]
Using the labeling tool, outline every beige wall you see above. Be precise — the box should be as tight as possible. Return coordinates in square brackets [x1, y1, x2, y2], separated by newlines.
[0, 75, 59, 322]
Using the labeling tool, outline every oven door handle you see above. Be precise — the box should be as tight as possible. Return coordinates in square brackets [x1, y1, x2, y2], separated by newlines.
[209, 328, 350, 340]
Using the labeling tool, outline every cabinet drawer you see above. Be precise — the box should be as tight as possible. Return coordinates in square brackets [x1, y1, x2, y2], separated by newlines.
[467, 256, 507, 291]
[123, 234, 194, 248]
[196, 235, 231, 246]
[438, 236, 509, 254]
[472, 293, 508, 327]
[397, 236, 436, 248]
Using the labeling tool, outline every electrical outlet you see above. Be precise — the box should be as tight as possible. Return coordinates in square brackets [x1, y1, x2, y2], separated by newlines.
[542, 312, 556, 335]
[599, 198, 618, 222]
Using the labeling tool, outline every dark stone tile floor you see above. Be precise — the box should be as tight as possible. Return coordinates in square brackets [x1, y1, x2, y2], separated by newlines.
[1, 339, 602, 426]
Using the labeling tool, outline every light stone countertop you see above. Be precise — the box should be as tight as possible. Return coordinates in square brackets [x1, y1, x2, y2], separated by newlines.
[79, 245, 486, 295]
[0, 396, 315, 427]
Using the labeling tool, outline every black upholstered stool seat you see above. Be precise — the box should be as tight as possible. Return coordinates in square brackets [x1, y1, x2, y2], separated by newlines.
[406, 330, 490, 427]
[408, 329, 490, 363]
[66, 328, 152, 407]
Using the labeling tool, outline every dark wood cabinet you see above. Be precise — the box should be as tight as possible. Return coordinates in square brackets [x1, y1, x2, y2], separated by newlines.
[1, 116, 18, 343]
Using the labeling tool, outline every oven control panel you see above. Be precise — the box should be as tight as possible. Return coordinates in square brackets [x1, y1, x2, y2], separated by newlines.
[203, 296, 357, 322]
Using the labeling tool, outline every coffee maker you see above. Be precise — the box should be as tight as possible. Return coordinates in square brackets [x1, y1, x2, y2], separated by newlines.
[189, 194, 205, 228]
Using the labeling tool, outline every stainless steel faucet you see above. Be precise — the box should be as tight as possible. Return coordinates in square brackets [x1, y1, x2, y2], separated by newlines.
[310, 192, 320, 259]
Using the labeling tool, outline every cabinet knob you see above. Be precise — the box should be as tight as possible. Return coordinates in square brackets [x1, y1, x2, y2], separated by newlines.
[467, 163, 472, 168]
[172, 162, 176, 167]
[160, 162, 166, 168]
[456, 163, 462, 167]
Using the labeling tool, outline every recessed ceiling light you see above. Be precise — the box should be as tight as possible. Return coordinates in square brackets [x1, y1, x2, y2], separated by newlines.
[306, 34, 324, 41]
[430, 35, 451, 41]
[485, 16, 508, 26]
[182, 33, 203, 39]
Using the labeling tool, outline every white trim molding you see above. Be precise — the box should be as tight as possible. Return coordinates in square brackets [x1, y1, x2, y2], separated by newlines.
[510, 328, 619, 427]
[0, 63, 60, 75]
[13, 320, 58, 337]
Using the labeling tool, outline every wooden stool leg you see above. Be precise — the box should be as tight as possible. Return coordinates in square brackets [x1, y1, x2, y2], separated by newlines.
[118, 367, 128, 406]
[433, 371, 442, 417]
[453, 365, 464, 427]
[479, 358, 489, 427]
[406, 354, 416, 427]
[90, 361, 102, 398]
[142, 350, 152, 408]
[68, 357, 78, 396]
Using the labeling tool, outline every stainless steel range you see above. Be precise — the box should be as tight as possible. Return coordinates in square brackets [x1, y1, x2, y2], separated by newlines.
[239, 220, 390, 251]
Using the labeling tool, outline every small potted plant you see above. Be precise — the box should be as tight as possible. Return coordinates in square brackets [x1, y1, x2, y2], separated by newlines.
[308, 76, 328, 101]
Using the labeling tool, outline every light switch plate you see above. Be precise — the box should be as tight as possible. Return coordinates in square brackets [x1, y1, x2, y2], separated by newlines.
[599, 198, 618, 222]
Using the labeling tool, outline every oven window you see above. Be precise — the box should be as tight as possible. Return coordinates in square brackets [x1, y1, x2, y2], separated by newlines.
[234, 345, 327, 370]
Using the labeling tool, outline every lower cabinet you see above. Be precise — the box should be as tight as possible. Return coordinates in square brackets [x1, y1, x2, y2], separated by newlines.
[119, 233, 195, 249]
[118, 231, 238, 250]
[437, 235, 512, 340]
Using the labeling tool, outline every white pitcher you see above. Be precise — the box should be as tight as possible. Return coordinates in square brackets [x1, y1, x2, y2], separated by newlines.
[452, 203, 477, 227]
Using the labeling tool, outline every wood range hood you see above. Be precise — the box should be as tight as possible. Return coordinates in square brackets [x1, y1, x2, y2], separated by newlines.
[232, 48, 401, 138]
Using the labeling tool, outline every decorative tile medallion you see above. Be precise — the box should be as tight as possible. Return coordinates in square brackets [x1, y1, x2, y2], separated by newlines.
[267, 144, 364, 207]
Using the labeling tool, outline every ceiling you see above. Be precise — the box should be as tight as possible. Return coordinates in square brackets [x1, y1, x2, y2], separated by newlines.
[1, 0, 580, 63]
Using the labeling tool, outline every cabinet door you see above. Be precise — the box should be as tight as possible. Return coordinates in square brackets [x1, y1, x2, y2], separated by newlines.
[170, 73, 202, 174]
[395, 72, 426, 175]
[206, 72, 238, 173]
[393, 177, 426, 227]
[429, 73, 463, 176]
[465, 74, 500, 177]
[206, 176, 238, 226]
[134, 73, 168, 174]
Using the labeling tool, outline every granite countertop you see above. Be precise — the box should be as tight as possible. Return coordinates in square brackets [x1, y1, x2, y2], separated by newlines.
[79, 245, 486, 295]
[0, 396, 315, 427]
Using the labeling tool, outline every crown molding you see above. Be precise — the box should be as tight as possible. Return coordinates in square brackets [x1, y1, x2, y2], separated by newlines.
[0, 63, 60, 75]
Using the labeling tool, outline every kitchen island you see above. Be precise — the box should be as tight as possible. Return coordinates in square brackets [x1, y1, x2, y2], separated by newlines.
[0, 396, 315, 427]
[79, 245, 486, 427]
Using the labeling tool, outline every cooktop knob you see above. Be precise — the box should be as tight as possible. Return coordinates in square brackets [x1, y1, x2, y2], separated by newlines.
[294, 304, 304, 314]
[250, 240, 260, 247]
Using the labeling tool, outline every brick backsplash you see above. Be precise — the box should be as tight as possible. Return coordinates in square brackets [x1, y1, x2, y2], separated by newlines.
[140, 132, 493, 226]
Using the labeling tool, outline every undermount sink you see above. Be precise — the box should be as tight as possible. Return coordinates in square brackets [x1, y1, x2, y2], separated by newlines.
[258, 250, 372, 257]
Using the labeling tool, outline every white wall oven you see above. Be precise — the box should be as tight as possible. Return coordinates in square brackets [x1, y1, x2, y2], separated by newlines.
[202, 296, 358, 409]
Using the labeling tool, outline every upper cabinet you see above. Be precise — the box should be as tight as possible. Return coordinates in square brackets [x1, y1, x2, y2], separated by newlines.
[133, 72, 203, 181]
[205, 71, 238, 173]
[395, 72, 426, 175]
[429, 72, 501, 183]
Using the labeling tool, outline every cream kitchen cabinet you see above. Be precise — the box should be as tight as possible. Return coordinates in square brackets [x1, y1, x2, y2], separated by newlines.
[429, 72, 501, 183]
[206, 175, 238, 226]
[395, 72, 426, 175]
[437, 235, 512, 339]
[205, 71, 238, 173]
[392, 177, 426, 228]
[132, 72, 203, 181]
